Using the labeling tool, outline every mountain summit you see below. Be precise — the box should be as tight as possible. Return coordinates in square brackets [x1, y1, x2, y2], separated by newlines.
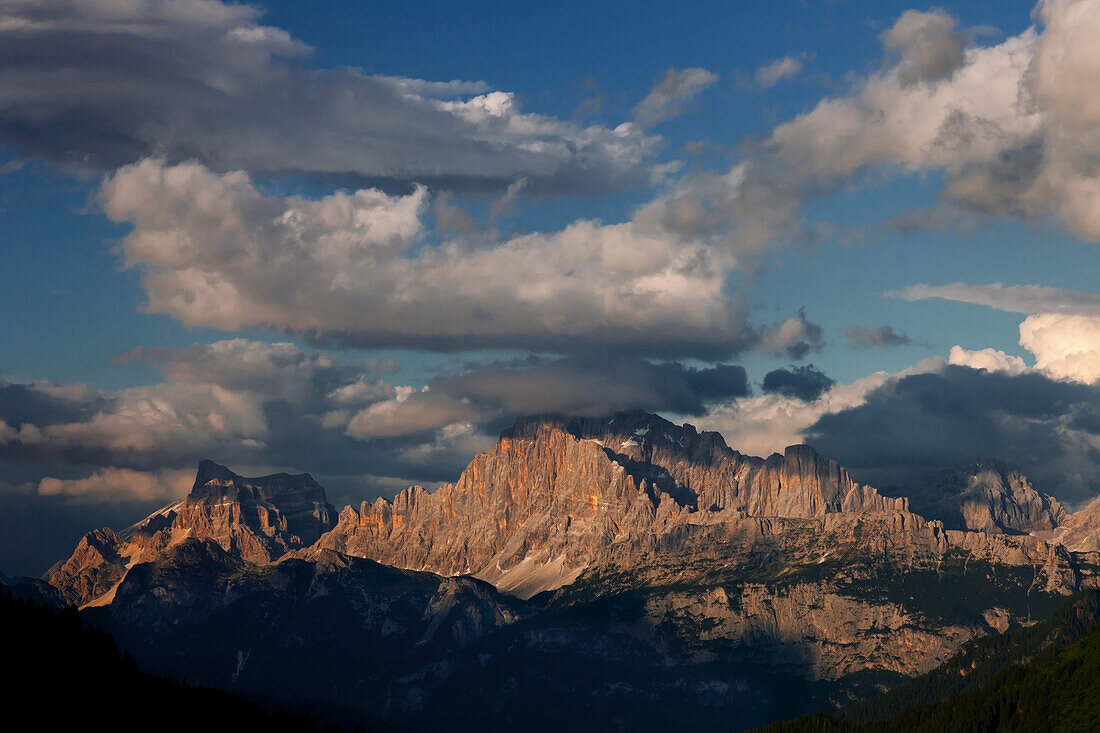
[47, 462, 336, 605]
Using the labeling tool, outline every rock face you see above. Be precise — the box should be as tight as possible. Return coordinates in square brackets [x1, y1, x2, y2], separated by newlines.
[47, 461, 336, 605]
[1045, 495, 1100, 552]
[318, 412, 908, 597]
[905, 461, 1067, 534]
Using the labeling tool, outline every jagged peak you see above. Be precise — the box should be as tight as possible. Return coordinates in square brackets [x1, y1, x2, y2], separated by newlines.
[188, 459, 327, 504]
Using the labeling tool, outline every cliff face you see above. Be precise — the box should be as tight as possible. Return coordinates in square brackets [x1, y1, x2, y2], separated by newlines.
[48, 462, 337, 605]
[1045, 495, 1100, 552]
[318, 413, 908, 597]
[505, 413, 908, 517]
[906, 461, 1067, 535]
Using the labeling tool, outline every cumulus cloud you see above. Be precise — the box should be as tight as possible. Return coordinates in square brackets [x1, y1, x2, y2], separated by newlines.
[761, 365, 835, 402]
[634, 67, 719, 127]
[948, 345, 1029, 375]
[1020, 313, 1100, 383]
[0, 0, 658, 194]
[755, 56, 804, 88]
[101, 158, 754, 358]
[881, 9, 967, 86]
[758, 308, 825, 359]
[842, 324, 912, 348]
[0, 340, 487, 500]
[732, 1, 1100, 243]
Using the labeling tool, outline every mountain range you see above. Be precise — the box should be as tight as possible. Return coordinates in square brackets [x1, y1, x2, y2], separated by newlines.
[10, 411, 1100, 730]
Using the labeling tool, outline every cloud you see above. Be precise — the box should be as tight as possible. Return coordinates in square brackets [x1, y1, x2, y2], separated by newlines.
[37, 468, 192, 504]
[488, 177, 528, 223]
[881, 9, 967, 86]
[805, 364, 1100, 503]
[755, 56, 804, 88]
[948, 345, 1029, 375]
[634, 67, 719, 127]
[893, 282, 1100, 315]
[345, 390, 487, 440]
[101, 158, 754, 358]
[758, 307, 825, 359]
[0, 340, 490, 497]
[893, 281, 1100, 384]
[696, 359, 942, 459]
[734, 1, 1100, 244]
[842, 324, 912, 348]
[761, 365, 835, 402]
[0, 0, 658, 195]
[1020, 313, 1100, 383]
[432, 355, 751, 418]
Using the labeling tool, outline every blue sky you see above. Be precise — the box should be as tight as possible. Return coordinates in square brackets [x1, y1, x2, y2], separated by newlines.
[2, 0, 1100, 574]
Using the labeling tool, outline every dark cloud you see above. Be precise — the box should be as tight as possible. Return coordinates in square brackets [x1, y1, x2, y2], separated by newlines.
[759, 307, 825, 360]
[0, 380, 105, 427]
[842, 324, 912, 348]
[434, 355, 750, 418]
[806, 365, 1100, 503]
[0, 0, 656, 195]
[761, 365, 835, 402]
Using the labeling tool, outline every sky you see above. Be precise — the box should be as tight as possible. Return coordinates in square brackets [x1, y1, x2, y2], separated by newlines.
[1, 0, 1099, 575]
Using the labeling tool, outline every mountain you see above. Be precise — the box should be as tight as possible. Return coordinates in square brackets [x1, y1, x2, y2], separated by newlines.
[79, 536, 522, 723]
[902, 460, 1067, 535]
[318, 412, 907, 598]
[757, 590, 1100, 731]
[1045, 494, 1100, 553]
[47, 460, 337, 605]
[37, 411, 1100, 730]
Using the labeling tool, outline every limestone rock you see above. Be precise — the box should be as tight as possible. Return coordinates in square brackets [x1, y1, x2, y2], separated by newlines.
[906, 461, 1067, 534]
[47, 461, 336, 606]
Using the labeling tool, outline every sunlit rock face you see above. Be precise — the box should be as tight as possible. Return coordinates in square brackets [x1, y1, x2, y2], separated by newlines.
[1045, 494, 1100, 553]
[315, 412, 907, 599]
[47, 461, 336, 606]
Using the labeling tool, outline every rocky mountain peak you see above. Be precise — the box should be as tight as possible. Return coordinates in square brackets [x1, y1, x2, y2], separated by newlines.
[906, 460, 1066, 534]
[48, 460, 338, 606]
[314, 412, 908, 597]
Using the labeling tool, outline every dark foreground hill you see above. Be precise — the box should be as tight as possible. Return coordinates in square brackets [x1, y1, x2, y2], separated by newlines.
[0, 590, 367, 732]
[758, 590, 1100, 732]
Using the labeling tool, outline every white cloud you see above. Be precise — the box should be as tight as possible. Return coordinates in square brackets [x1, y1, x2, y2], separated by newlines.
[635, 67, 719, 126]
[101, 158, 751, 357]
[894, 282, 1100, 315]
[1020, 313, 1100, 383]
[756, 1, 1100, 242]
[948, 345, 1029, 375]
[755, 56, 804, 88]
